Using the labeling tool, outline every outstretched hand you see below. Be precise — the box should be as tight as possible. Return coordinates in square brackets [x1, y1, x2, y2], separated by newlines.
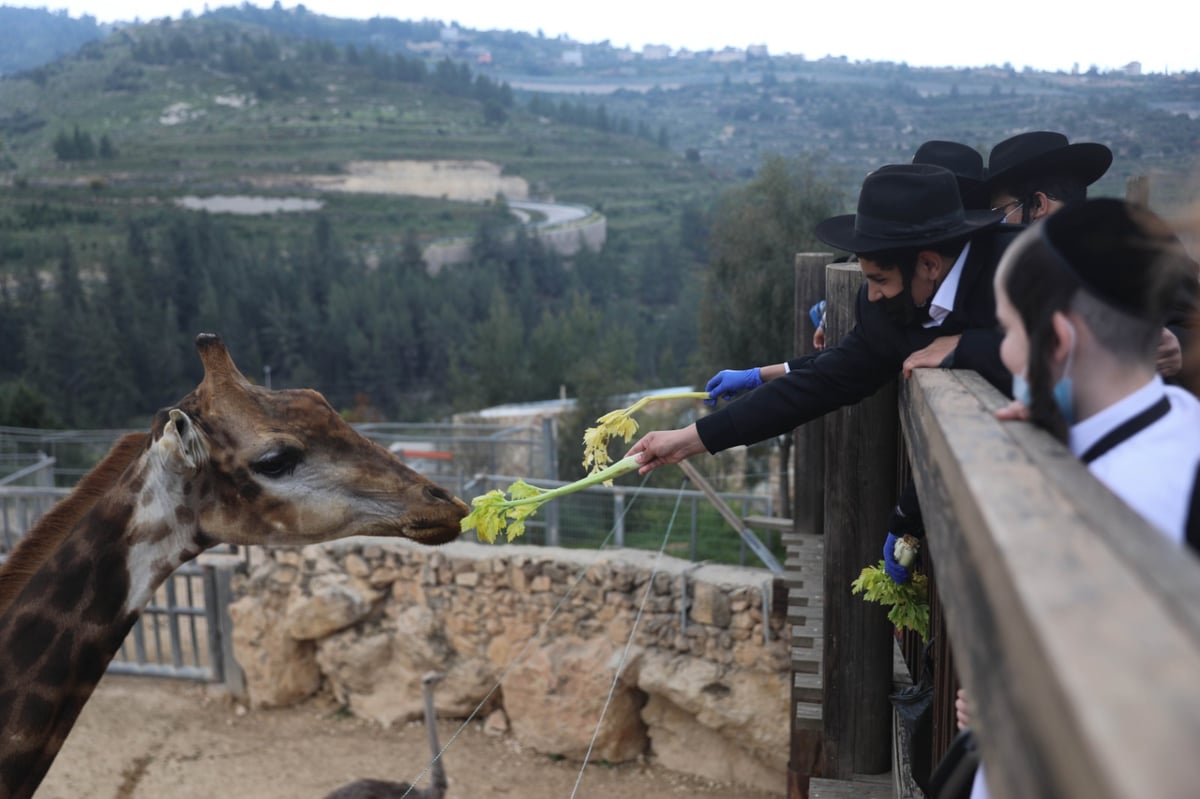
[626, 424, 706, 475]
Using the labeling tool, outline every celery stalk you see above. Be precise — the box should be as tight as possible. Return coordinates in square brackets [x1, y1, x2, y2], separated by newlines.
[463, 455, 643, 544]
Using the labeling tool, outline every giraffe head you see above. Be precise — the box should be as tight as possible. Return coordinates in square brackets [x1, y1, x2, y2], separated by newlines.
[156, 334, 468, 547]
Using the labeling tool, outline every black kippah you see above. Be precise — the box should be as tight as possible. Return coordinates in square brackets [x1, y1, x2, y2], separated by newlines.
[1040, 198, 1194, 320]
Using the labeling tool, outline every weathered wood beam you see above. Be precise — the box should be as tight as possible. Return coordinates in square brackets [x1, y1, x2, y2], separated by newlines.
[901, 368, 1200, 799]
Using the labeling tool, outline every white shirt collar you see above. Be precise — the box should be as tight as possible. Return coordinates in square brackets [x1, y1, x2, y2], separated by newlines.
[1069, 375, 1166, 458]
[922, 240, 971, 328]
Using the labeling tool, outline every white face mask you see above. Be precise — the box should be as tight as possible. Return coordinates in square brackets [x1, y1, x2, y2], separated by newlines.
[991, 200, 1024, 224]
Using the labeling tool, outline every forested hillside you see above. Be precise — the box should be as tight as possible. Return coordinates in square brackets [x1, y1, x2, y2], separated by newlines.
[0, 14, 729, 435]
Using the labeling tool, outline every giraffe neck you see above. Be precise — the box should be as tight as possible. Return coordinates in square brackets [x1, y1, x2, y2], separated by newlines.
[0, 449, 207, 799]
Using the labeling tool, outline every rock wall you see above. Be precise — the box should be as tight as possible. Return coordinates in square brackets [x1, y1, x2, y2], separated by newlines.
[228, 539, 790, 795]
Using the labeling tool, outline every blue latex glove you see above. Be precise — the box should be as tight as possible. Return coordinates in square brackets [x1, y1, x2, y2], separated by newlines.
[883, 532, 911, 584]
[704, 368, 762, 406]
[809, 300, 826, 329]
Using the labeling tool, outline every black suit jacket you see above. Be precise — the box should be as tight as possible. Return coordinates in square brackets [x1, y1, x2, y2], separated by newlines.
[697, 226, 1021, 454]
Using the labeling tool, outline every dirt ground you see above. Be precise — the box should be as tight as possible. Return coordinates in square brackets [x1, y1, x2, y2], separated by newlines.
[40, 675, 781, 799]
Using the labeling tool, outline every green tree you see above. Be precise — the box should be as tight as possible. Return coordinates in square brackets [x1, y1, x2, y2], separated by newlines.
[699, 155, 841, 370]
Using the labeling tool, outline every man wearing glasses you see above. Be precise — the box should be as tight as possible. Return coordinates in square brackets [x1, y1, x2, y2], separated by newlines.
[982, 130, 1193, 379]
[982, 130, 1112, 224]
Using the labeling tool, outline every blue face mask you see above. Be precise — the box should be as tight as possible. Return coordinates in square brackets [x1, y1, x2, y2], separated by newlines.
[1012, 320, 1076, 424]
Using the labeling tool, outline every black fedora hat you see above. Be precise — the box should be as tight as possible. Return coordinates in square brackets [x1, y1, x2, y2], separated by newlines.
[912, 140, 986, 208]
[983, 131, 1112, 194]
[815, 164, 1002, 254]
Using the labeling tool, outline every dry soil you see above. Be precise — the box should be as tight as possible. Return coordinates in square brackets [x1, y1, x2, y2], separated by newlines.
[39, 675, 781, 799]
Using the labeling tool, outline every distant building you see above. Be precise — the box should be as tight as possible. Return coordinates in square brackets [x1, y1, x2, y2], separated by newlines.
[676, 48, 696, 60]
[642, 44, 672, 61]
[562, 49, 584, 67]
[616, 49, 637, 63]
[439, 25, 460, 42]
[1122, 61, 1142, 76]
[405, 41, 445, 56]
[747, 44, 769, 58]
[710, 47, 747, 64]
[477, 51, 493, 65]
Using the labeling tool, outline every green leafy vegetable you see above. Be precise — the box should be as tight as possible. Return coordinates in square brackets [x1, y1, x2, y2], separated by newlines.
[462, 455, 643, 543]
[581, 391, 709, 476]
[851, 561, 931, 641]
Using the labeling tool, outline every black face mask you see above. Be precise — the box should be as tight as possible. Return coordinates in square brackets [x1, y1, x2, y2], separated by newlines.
[878, 290, 920, 326]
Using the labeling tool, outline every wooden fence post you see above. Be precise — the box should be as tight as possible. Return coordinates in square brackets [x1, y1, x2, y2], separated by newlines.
[821, 262, 896, 778]
[792, 253, 830, 537]
[788, 252, 833, 799]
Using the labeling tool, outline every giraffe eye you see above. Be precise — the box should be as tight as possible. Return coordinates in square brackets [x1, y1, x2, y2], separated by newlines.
[251, 446, 302, 478]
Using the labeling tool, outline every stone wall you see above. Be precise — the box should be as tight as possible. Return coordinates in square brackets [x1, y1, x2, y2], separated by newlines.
[228, 538, 790, 795]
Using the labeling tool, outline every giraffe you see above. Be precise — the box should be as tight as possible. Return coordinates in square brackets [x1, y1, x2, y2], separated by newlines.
[0, 334, 469, 799]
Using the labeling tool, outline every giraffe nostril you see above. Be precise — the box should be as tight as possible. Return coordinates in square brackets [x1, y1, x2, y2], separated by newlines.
[425, 485, 453, 504]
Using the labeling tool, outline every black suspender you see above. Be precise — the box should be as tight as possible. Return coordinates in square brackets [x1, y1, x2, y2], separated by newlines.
[1080, 396, 1172, 465]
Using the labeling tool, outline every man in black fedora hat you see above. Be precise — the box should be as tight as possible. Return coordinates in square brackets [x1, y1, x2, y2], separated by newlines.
[804, 140, 990, 352]
[627, 163, 1017, 473]
[983, 130, 1195, 380]
[982, 130, 1112, 225]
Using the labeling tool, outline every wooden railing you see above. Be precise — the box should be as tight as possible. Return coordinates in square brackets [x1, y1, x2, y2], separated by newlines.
[901, 367, 1200, 799]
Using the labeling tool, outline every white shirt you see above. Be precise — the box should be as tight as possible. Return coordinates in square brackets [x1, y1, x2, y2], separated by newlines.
[1069, 376, 1200, 544]
[923, 240, 971, 329]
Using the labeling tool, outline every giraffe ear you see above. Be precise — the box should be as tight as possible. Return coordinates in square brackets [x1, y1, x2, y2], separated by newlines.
[166, 408, 208, 469]
[195, 333, 252, 390]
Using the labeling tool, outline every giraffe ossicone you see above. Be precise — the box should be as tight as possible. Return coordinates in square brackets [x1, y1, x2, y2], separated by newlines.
[0, 333, 468, 799]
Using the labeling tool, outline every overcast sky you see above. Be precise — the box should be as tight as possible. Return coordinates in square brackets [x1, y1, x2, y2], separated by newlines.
[9, 0, 1198, 74]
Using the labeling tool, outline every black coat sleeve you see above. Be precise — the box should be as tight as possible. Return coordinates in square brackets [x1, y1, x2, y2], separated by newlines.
[696, 290, 903, 453]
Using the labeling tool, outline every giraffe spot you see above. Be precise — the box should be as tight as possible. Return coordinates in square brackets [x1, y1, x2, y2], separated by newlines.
[183, 480, 193, 496]
[8, 614, 57, 671]
[126, 474, 145, 495]
[83, 550, 130, 625]
[175, 505, 196, 525]
[17, 693, 54, 735]
[76, 641, 110, 686]
[143, 522, 173, 545]
[48, 562, 88, 613]
[140, 490, 154, 507]
[23, 568, 59, 604]
[0, 751, 36, 795]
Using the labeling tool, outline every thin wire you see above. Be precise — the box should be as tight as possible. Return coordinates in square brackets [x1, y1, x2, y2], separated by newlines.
[567, 480, 686, 799]
[399, 471, 654, 799]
